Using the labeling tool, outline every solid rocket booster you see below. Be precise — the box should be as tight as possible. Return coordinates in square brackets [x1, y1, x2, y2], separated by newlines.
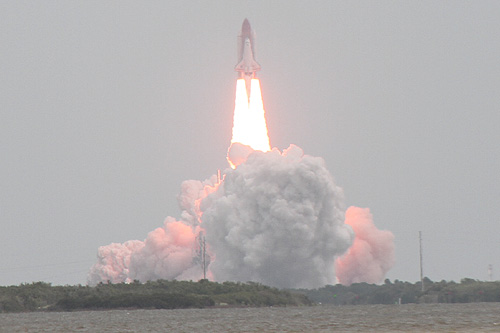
[235, 19, 261, 98]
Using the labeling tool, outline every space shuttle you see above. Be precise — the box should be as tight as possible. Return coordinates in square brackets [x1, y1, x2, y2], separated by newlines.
[235, 19, 261, 97]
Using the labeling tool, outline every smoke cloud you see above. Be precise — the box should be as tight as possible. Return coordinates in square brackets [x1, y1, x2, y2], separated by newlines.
[88, 177, 218, 285]
[89, 146, 395, 288]
[87, 240, 144, 284]
[203, 144, 353, 288]
[335, 207, 395, 285]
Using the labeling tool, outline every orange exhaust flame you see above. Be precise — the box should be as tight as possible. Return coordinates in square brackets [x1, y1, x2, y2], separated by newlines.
[229, 79, 271, 165]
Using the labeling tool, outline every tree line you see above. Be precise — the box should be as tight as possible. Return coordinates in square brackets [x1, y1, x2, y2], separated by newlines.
[294, 278, 500, 305]
[2, 277, 499, 312]
[0, 279, 311, 313]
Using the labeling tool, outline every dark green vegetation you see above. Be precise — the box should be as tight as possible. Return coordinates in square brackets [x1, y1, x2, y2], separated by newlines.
[296, 278, 500, 305]
[0, 280, 311, 313]
[2, 278, 499, 312]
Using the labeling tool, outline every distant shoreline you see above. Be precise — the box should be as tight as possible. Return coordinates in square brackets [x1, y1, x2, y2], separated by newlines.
[0, 280, 311, 313]
[296, 278, 500, 305]
[1, 278, 499, 313]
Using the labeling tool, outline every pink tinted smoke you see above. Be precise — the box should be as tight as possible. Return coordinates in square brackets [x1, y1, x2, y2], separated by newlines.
[335, 207, 395, 285]
[88, 177, 219, 285]
[128, 218, 198, 281]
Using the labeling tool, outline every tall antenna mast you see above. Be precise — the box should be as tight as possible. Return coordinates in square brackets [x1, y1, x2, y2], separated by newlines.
[419, 231, 424, 292]
[202, 233, 207, 279]
[198, 231, 207, 280]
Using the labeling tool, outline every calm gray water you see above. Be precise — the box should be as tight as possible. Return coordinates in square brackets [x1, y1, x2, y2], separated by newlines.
[1, 303, 500, 332]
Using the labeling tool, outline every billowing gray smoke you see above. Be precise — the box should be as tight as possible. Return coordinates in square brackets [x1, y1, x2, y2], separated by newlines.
[202, 144, 354, 288]
[89, 144, 395, 288]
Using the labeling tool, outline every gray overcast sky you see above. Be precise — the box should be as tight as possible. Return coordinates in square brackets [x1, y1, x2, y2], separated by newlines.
[1, 1, 499, 286]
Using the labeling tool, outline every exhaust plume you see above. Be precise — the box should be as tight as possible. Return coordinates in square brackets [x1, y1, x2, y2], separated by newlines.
[89, 65, 396, 287]
[228, 79, 270, 168]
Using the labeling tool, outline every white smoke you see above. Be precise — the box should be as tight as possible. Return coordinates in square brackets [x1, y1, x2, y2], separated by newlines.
[203, 144, 353, 288]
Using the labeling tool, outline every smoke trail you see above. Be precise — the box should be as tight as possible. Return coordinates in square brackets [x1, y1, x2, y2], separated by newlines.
[335, 207, 395, 285]
[202, 145, 354, 288]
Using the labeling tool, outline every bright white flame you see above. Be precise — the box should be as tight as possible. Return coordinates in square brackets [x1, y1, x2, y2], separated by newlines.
[230, 79, 271, 153]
